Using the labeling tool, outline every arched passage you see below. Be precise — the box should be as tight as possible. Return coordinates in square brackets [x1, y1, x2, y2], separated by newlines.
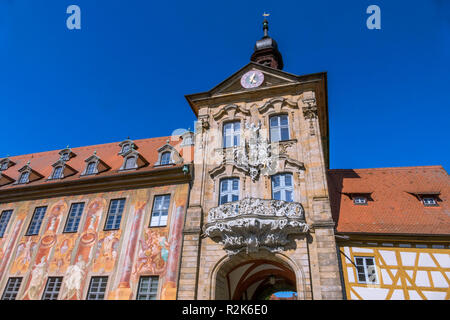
[212, 252, 301, 300]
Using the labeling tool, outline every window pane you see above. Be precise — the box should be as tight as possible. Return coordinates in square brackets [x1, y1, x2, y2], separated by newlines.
[104, 199, 125, 230]
[150, 195, 170, 227]
[136, 276, 159, 300]
[161, 152, 171, 165]
[281, 127, 290, 141]
[285, 191, 293, 202]
[125, 157, 136, 169]
[1, 278, 22, 300]
[280, 115, 288, 125]
[86, 277, 108, 300]
[86, 162, 96, 174]
[64, 203, 85, 233]
[26, 206, 47, 236]
[0, 210, 13, 237]
[41, 277, 62, 300]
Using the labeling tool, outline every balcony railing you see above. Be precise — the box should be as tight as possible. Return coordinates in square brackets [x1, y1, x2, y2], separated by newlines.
[204, 197, 309, 256]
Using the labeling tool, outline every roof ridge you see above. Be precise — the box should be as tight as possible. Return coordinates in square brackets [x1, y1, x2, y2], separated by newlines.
[329, 165, 445, 172]
[3, 135, 173, 160]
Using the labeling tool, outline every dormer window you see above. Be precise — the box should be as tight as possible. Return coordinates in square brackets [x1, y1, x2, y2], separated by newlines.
[124, 156, 137, 170]
[122, 144, 131, 154]
[51, 166, 63, 179]
[354, 196, 367, 205]
[118, 139, 137, 156]
[0, 158, 15, 171]
[1, 162, 8, 171]
[423, 197, 438, 207]
[58, 148, 75, 161]
[48, 160, 77, 180]
[86, 162, 97, 175]
[155, 141, 182, 167]
[18, 171, 30, 184]
[16, 162, 43, 185]
[81, 151, 110, 176]
[119, 149, 148, 171]
[160, 152, 171, 165]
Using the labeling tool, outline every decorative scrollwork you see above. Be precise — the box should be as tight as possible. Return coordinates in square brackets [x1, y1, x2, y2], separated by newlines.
[204, 197, 309, 256]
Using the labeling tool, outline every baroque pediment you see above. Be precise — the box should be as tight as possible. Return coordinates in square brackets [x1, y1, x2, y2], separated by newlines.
[208, 62, 302, 97]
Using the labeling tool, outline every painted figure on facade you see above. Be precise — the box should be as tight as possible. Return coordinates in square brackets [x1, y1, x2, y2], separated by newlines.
[133, 228, 169, 276]
[60, 255, 87, 300]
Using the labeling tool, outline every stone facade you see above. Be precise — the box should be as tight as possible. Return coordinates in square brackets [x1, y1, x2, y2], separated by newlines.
[178, 63, 343, 300]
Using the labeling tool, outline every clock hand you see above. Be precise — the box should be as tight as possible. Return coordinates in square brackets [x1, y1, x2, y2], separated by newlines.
[249, 73, 256, 84]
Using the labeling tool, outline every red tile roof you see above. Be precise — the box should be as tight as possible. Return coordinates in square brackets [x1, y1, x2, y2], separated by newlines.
[328, 166, 450, 236]
[0, 136, 192, 191]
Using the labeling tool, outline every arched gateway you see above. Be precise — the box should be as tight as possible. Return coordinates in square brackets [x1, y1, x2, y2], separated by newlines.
[212, 252, 304, 300]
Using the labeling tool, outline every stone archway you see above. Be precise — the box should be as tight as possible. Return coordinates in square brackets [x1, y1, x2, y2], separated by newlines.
[212, 252, 301, 300]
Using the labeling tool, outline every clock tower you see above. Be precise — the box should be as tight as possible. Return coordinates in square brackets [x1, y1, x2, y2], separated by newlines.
[250, 18, 284, 70]
[177, 18, 343, 300]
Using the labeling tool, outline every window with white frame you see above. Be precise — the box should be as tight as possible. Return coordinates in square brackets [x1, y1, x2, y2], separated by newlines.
[270, 114, 290, 142]
[86, 276, 108, 300]
[223, 121, 240, 148]
[0, 162, 8, 171]
[353, 196, 367, 205]
[41, 277, 63, 300]
[219, 178, 239, 205]
[26, 206, 47, 236]
[86, 161, 97, 175]
[123, 156, 137, 170]
[1, 277, 22, 300]
[104, 199, 126, 230]
[121, 143, 131, 154]
[271, 173, 294, 202]
[51, 166, 63, 179]
[63, 202, 85, 233]
[150, 195, 171, 227]
[422, 196, 438, 206]
[355, 256, 378, 284]
[61, 153, 70, 161]
[136, 276, 159, 300]
[0, 210, 13, 238]
[18, 171, 30, 184]
[160, 152, 171, 165]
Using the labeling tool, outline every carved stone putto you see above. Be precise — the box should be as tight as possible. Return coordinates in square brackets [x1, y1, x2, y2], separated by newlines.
[204, 197, 309, 256]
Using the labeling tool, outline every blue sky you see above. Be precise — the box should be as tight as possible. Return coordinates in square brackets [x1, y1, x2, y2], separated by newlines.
[0, 0, 449, 171]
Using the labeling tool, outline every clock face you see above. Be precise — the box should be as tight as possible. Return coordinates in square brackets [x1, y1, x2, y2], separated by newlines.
[241, 70, 264, 89]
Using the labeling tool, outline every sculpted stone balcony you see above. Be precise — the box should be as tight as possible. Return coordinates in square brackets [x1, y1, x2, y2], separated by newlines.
[204, 197, 309, 256]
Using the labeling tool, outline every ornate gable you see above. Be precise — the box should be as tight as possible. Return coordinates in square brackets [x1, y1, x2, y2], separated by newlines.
[208, 62, 301, 97]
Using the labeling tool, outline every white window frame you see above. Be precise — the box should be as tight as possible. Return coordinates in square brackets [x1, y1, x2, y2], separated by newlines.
[353, 196, 367, 205]
[160, 152, 172, 165]
[422, 197, 438, 206]
[219, 178, 240, 205]
[271, 173, 294, 202]
[223, 121, 241, 148]
[355, 256, 378, 284]
[150, 194, 171, 227]
[269, 114, 290, 143]
[18, 171, 30, 184]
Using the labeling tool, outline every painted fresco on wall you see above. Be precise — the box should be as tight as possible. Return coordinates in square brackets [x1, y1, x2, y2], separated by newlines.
[10, 236, 39, 276]
[21, 200, 67, 299]
[48, 233, 78, 274]
[60, 197, 105, 300]
[92, 230, 121, 274]
[133, 228, 169, 276]
[0, 184, 189, 300]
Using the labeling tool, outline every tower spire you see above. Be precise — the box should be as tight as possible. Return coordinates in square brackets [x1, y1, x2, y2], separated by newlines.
[250, 14, 284, 70]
